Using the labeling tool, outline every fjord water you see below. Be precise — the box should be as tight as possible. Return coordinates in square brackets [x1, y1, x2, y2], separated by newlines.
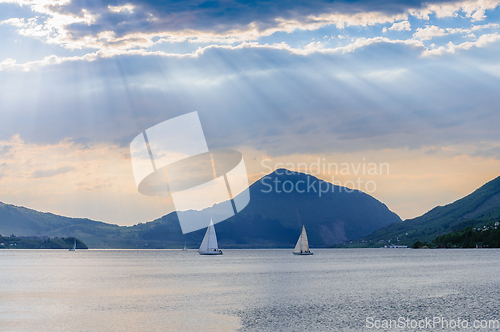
[1, 249, 499, 331]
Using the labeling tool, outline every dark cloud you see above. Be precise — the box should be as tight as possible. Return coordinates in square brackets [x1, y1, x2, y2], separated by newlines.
[56, 0, 457, 38]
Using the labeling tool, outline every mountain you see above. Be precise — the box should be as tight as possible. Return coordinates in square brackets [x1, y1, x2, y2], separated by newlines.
[0, 169, 401, 248]
[0, 202, 126, 247]
[136, 169, 401, 248]
[359, 175, 500, 245]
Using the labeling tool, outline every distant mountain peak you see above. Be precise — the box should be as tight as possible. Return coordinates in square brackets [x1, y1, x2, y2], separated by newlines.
[252, 168, 364, 198]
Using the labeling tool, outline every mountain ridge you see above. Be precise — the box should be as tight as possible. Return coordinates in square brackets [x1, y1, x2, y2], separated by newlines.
[0, 169, 401, 248]
[358, 175, 500, 245]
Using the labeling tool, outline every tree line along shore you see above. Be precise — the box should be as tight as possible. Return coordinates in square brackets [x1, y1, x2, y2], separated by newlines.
[0, 235, 87, 249]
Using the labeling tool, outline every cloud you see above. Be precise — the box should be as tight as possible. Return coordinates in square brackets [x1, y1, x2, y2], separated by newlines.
[423, 32, 500, 55]
[0, 53, 100, 72]
[32, 165, 76, 178]
[425, 148, 439, 155]
[108, 4, 135, 14]
[1, 35, 499, 154]
[0, 145, 12, 155]
[444, 22, 500, 38]
[0, 162, 5, 180]
[0, 1, 498, 159]
[0, 0, 498, 64]
[473, 146, 500, 159]
[472, 22, 500, 30]
[409, 0, 500, 20]
[0, 58, 17, 71]
[0, 0, 497, 76]
[11, 24, 500, 73]
[383, 20, 411, 32]
[413, 25, 448, 40]
[0, 36, 427, 72]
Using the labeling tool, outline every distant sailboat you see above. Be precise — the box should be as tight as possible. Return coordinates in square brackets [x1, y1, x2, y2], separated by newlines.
[182, 243, 187, 251]
[293, 226, 313, 255]
[198, 219, 222, 255]
[69, 238, 76, 251]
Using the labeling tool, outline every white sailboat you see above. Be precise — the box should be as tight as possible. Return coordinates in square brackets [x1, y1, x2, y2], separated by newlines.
[182, 243, 187, 251]
[198, 219, 222, 255]
[69, 238, 76, 251]
[293, 226, 313, 255]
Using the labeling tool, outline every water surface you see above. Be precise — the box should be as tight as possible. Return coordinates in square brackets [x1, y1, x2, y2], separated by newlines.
[1, 249, 499, 331]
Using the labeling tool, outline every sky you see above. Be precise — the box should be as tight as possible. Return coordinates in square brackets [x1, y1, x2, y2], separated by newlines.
[0, 0, 499, 225]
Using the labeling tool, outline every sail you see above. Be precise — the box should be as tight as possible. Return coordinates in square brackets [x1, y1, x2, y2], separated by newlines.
[199, 219, 218, 253]
[294, 226, 310, 253]
[207, 221, 218, 249]
[73, 238, 76, 250]
[300, 226, 309, 252]
[199, 224, 211, 252]
[293, 234, 302, 253]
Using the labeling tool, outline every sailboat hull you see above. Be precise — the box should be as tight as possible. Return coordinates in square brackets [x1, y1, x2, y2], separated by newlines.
[293, 252, 314, 255]
[199, 250, 223, 255]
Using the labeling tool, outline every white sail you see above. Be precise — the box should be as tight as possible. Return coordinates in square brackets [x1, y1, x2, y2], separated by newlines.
[199, 219, 222, 255]
[293, 234, 302, 253]
[207, 221, 218, 250]
[293, 226, 312, 255]
[300, 226, 309, 252]
[199, 224, 211, 253]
